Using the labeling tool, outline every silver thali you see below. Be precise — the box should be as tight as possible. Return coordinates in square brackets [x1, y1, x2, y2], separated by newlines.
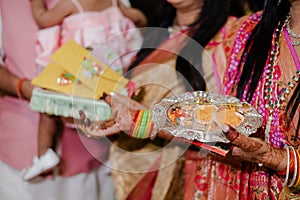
[151, 91, 263, 143]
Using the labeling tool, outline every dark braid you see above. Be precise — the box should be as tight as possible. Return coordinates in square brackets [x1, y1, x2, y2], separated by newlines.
[236, 0, 299, 136]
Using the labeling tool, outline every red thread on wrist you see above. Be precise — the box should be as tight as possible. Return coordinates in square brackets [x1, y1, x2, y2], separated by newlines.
[16, 78, 27, 99]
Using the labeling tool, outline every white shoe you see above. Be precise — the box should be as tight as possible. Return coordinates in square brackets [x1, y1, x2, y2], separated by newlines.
[21, 149, 60, 181]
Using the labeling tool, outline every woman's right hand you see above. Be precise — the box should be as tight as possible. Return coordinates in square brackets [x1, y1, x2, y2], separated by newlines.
[77, 92, 146, 138]
[77, 92, 176, 141]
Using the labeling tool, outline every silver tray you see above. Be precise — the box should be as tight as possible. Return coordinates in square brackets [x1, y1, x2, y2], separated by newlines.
[151, 91, 263, 143]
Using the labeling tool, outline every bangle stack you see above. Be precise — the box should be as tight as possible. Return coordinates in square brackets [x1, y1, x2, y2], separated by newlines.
[128, 110, 154, 139]
[278, 145, 300, 190]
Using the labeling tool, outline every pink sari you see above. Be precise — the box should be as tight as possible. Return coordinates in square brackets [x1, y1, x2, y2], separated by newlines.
[188, 12, 300, 200]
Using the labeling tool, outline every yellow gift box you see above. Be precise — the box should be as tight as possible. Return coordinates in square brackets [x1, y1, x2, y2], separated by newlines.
[32, 40, 128, 100]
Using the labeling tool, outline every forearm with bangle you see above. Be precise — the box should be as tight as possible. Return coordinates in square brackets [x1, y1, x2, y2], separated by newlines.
[0, 67, 24, 98]
[0, 67, 31, 100]
[276, 145, 300, 190]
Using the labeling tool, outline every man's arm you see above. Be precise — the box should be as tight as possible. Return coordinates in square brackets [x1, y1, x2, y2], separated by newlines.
[0, 11, 34, 100]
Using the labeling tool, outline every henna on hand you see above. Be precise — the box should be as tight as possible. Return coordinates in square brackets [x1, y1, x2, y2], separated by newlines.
[232, 134, 264, 152]
[222, 125, 239, 141]
[260, 145, 287, 172]
[224, 126, 287, 171]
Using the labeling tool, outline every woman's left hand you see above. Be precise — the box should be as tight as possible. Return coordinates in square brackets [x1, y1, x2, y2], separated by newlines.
[223, 125, 287, 172]
[76, 92, 146, 138]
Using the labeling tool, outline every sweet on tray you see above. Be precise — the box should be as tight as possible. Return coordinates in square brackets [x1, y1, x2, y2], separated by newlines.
[214, 107, 244, 127]
[194, 105, 217, 125]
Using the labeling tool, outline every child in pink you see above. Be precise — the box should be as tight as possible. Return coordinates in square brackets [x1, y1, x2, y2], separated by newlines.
[21, 0, 145, 180]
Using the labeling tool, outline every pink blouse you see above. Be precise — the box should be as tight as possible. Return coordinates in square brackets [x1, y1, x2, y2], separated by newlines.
[36, 0, 142, 73]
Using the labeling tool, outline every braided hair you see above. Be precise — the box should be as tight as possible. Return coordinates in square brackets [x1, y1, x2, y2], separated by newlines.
[236, 0, 299, 136]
